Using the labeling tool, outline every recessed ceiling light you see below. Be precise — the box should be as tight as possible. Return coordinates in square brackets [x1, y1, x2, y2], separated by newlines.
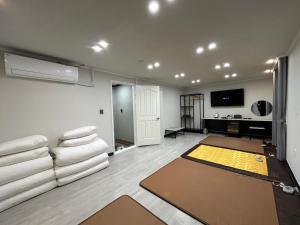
[65, 69, 72, 73]
[208, 42, 217, 50]
[154, 62, 160, 68]
[148, 1, 160, 14]
[264, 69, 272, 74]
[92, 45, 103, 53]
[0, 0, 6, 6]
[180, 73, 185, 77]
[266, 59, 275, 64]
[196, 47, 204, 54]
[196, 79, 201, 83]
[223, 63, 230, 68]
[192, 80, 196, 84]
[232, 73, 237, 77]
[215, 65, 221, 70]
[98, 40, 109, 49]
[224, 74, 230, 79]
[175, 74, 180, 78]
[148, 64, 154, 70]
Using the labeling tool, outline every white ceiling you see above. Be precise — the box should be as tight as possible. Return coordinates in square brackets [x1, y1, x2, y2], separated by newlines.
[0, 0, 300, 88]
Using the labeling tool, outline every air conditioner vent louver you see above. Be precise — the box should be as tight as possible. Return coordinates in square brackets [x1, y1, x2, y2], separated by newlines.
[4, 53, 79, 84]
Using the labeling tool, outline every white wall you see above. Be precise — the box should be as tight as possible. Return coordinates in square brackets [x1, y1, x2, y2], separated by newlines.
[287, 37, 300, 184]
[160, 86, 182, 134]
[0, 52, 135, 153]
[0, 52, 182, 152]
[183, 78, 274, 121]
[112, 85, 134, 143]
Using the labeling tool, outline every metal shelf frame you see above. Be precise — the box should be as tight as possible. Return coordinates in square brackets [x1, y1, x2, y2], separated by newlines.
[180, 93, 204, 133]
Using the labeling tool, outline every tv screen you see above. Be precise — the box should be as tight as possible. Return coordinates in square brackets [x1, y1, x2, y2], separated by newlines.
[211, 89, 244, 107]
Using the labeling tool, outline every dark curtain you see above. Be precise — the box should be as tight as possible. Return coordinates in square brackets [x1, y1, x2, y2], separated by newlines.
[272, 68, 278, 146]
[272, 56, 288, 161]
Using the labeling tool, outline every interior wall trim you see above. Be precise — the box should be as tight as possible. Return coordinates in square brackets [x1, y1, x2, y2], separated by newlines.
[182, 77, 273, 92]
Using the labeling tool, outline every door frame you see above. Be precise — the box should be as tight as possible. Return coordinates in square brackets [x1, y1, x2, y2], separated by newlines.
[110, 80, 137, 153]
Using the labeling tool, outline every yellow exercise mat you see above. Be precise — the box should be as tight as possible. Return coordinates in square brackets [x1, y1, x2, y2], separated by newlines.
[188, 145, 268, 176]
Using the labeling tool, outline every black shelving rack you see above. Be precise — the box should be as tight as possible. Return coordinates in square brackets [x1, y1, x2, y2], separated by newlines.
[180, 94, 204, 133]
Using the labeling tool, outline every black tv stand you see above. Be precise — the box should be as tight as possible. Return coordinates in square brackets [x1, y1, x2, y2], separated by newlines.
[204, 118, 272, 140]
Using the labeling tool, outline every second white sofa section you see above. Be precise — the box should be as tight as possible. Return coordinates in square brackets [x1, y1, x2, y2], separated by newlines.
[51, 126, 110, 186]
[55, 153, 108, 178]
[53, 138, 108, 167]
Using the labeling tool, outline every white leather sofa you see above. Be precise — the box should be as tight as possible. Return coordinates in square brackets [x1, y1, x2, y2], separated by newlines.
[0, 135, 56, 212]
[51, 126, 110, 186]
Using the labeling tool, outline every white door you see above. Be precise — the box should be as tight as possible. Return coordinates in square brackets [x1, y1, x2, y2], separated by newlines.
[136, 85, 161, 146]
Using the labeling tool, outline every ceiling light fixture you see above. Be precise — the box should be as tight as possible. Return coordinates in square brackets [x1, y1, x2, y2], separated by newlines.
[0, 0, 6, 6]
[148, 0, 160, 14]
[148, 64, 154, 70]
[208, 42, 217, 50]
[175, 74, 180, 78]
[266, 59, 275, 64]
[196, 79, 201, 83]
[223, 63, 230, 68]
[232, 73, 237, 77]
[92, 45, 103, 53]
[192, 80, 196, 84]
[264, 69, 272, 74]
[196, 47, 204, 54]
[215, 65, 221, 70]
[166, 0, 175, 2]
[180, 73, 185, 77]
[224, 74, 230, 79]
[98, 40, 109, 49]
[154, 62, 160, 68]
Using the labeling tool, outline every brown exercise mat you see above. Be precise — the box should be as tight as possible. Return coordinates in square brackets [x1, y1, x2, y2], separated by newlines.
[200, 135, 264, 154]
[80, 195, 166, 225]
[140, 158, 279, 225]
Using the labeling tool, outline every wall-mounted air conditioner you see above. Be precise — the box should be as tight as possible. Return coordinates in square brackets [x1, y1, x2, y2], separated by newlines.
[4, 53, 79, 84]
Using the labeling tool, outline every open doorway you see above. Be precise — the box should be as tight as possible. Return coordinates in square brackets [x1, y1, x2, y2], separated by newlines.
[112, 82, 135, 152]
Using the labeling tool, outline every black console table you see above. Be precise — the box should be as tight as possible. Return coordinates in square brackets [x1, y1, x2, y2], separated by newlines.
[204, 118, 272, 139]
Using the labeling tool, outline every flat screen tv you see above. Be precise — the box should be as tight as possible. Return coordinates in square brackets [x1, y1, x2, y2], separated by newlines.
[211, 89, 244, 107]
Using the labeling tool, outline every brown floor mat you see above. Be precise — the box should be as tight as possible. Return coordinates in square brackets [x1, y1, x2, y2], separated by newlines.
[140, 158, 279, 225]
[80, 195, 166, 225]
[200, 135, 264, 154]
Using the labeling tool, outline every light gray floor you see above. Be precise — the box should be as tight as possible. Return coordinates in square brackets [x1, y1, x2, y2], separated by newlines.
[0, 133, 207, 225]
